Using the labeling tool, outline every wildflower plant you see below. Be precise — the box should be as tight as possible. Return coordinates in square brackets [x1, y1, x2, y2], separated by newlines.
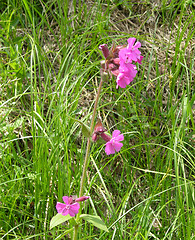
[50, 38, 143, 239]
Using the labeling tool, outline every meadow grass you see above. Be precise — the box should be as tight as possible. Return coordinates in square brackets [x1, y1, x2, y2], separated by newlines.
[0, 0, 194, 239]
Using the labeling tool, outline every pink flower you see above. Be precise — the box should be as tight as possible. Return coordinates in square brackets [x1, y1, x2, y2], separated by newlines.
[105, 130, 124, 155]
[116, 63, 137, 89]
[116, 72, 133, 89]
[118, 48, 132, 64]
[56, 195, 89, 217]
[99, 38, 143, 89]
[92, 121, 124, 155]
[126, 38, 143, 64]
[56, 196, 80, 217]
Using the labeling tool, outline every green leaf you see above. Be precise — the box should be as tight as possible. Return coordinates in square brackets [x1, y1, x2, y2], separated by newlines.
[67, 115, 91, 138]
[80, 214, 109, 232]
[50, 214, 72, 229]
[81, 123, 91, 138]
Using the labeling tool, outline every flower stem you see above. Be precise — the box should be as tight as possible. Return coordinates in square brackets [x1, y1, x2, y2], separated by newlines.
[79, 71, 106, 198]
[73, 71, 107, 240]
[73, 224, 79, 240]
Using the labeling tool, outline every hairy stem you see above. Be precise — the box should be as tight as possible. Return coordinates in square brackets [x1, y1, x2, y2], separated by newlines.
[73, 71, 107, 240]
[72, 224, 79, 240]
[79, 73, 105, 197]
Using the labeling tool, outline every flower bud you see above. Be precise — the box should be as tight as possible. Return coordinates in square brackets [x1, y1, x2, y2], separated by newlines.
[92, 133, 98, 142]
[100, 132, 112, 142]
[93, 119, 106, 133]
[99, 44, 110, 59]
[75, 196, 90, 202]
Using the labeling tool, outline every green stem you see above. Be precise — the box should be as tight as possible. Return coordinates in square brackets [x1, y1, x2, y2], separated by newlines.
[73, 224, 79, 240]
[79, 74, 104, 197]
[73, 71, 107, 240]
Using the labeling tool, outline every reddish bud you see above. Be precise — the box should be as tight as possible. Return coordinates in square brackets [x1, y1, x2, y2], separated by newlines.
[75, 196, 90, 202]
[92, 119, 113, 143]
[93, 119, 106, 134]
[92, 133, 98, 142]
[112, 58, 120, 65]
[100, 132, 112, 142]
[92, 120, 106, 142]
[99, 44, 110, 59]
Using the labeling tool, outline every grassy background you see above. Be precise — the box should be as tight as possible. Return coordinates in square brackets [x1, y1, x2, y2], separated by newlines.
[0, 0, 194, 239]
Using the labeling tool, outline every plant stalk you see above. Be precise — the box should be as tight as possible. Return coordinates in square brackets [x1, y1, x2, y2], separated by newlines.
[79, 72, 105, 198]
[73, 71, 107, 240]
[72, 224, 79, 240]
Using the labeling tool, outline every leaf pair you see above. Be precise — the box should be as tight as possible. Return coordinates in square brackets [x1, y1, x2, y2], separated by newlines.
[50, 213, 108, 232]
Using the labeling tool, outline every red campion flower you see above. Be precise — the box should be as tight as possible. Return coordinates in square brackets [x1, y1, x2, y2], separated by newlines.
[99, 38, 143, 89]
[56, 196, 89, 217]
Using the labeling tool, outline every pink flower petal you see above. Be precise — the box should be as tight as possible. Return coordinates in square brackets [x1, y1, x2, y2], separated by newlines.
[56, 202, 66, 214]
[61, 208, 69, 216]
[127, 38, 136, 49]
[105, 130, 124, 155]
[70, 203, 80, 211]
[105, 142, 115, 155]
[112, 142, 123, 152]
[68, 208, 77, 217]
[134, 41, 141, 49]
[68, 203, 80, 216]
[119, 48, 128, 61]
[62, 196, 69, 204]
[116, 73, 132, 88]
[136, 55, 143, 64]
[112, 130, 124, 141]
[112, 130, 121, 138]
[115, 134, 124, 142]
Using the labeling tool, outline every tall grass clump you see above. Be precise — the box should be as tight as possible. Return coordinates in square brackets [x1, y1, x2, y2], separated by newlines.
[0, 0, 194, 239]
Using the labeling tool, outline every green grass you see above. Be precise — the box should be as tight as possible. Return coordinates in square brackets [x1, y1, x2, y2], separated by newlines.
[0, 0, 194, 239]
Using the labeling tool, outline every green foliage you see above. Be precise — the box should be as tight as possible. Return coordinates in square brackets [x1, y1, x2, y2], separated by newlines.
[50, 213, 108, 233]
[0, 0, 194, 239]
[50, 214, 72, 229]
[80, 214, 109, 232]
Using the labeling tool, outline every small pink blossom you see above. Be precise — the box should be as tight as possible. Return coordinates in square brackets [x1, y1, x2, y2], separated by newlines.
[119, 48, 133, 64]
[56, 196, 80, 217]
[56, 195, 89, 217]
[116, 63, 137, 89]
[105, 130, 124, 155]
[116, 72, 133, 89]
[126, 38, 143, 64]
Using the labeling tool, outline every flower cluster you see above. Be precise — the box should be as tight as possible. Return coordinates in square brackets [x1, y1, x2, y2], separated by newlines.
[56, 196, 89, 217]
[92, 120, 124, 155]
[99, 38, 143, 89]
